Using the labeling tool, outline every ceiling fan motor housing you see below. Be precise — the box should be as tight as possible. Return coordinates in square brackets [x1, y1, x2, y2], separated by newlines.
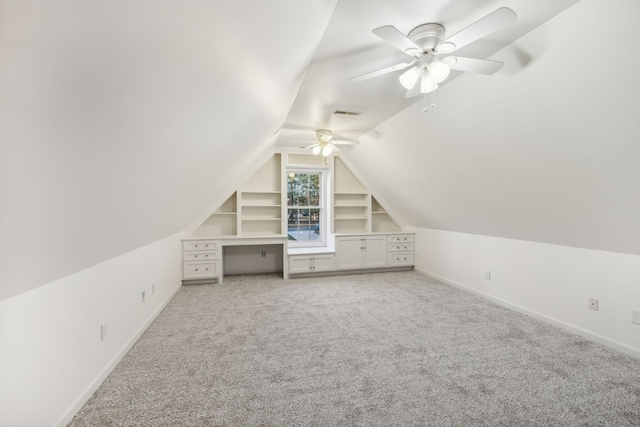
[408, 23, 446, 52]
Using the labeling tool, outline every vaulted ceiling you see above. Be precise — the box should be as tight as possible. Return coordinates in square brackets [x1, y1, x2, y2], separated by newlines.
[1, 0, 638, 301]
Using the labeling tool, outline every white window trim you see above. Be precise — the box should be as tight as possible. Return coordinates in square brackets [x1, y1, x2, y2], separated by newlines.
[286, 166, 329, 248]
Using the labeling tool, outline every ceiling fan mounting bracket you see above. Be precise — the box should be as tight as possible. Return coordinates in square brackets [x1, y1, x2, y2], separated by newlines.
[407, 23, 446, 52]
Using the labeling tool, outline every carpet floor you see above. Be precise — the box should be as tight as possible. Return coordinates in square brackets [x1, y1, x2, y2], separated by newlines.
[69, 271, 640, 426]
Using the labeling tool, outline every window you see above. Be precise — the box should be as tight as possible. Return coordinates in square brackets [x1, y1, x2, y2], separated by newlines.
[287, 170, 325, 246]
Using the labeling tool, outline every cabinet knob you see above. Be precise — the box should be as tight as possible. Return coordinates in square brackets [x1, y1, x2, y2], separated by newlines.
[195, 268, 198, 271]
[205, 254, 208, 257]
[205, 268, 209, 271]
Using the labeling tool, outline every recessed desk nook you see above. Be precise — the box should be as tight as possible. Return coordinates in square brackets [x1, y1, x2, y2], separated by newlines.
[182, 236, 289, 284]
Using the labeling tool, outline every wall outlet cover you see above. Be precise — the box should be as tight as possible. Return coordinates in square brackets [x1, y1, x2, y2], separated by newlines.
[589, 298, 598, 311]
[631, 309, 640, 325]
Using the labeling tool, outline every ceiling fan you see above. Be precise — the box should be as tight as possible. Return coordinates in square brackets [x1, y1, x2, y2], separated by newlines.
[292, 129, 359, 156]
[350, 7, 517, 98]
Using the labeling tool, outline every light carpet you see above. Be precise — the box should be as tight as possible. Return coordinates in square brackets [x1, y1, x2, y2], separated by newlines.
[69, 271, 640, 426]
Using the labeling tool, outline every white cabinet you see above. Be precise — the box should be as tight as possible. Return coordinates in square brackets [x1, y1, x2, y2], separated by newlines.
[336, 235, 387, 270]
[387, 234, 415, 267]
[289, 254, 335, 274]
[182, 239, 222, 282]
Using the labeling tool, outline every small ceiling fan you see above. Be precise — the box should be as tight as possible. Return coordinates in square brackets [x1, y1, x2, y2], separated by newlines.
[293, 129, 359, 156]
[350, 7, 517, 98]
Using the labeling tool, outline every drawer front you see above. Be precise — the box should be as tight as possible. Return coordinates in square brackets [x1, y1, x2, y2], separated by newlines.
[388, 243, 414, 252]
[183, 240, 220, 251]
[388, 235, 415, 244]
[183, 261, 220, 279]
[183, 251, 220, 262]
[388, 252, 414, 266]
[289, 255, 335, 274]
[312, 255, 335, 272]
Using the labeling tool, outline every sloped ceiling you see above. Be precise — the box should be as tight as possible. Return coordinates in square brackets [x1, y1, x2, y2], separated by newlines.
[0, 0, 338, 300]
[343, 0, 640, 256]
[2, 0, 638, 301]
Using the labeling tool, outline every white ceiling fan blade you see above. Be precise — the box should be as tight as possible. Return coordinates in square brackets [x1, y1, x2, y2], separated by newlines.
[349, 60, 415, 83]
[373, 25, 422, 55]
[438, 7, 517, 53]
[304, 143, 320, 149]
[332, 140, 359, 146]
[446, 56, 504, 74]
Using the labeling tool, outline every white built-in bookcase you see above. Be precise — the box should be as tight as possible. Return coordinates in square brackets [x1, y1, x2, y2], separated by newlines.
[194, 152, 400, 237]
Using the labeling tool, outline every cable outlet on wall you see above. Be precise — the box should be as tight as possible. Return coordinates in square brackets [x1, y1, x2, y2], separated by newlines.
[589, 298, 598, 311]
[151, 283, 156, 295]
[485, 270, 491, 280]
[631, 309, 640, 325]
[101, 322, 108, 341]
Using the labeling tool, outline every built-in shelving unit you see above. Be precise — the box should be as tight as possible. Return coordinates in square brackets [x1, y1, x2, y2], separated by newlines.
[372, 196, 400, 232]
[239, 154, 283, 237]
[194, 152, 401, 238]
[333, 157, 369, 233]
[194, 192, 237, 236]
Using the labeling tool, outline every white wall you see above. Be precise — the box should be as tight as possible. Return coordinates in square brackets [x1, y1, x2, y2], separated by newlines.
[345, 0, 640, 256]
[0, 233, 182, 427]
[411, 227, 640, 357]
[0, 0, 338, 301]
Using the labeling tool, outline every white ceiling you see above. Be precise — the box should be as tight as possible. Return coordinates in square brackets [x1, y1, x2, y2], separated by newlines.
[2, 0, 639, 301]
[276, 0, 579, 145]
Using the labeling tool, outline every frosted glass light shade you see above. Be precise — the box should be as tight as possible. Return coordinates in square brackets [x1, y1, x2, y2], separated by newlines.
[321, 144, 333, 156]
[427, 58, 450, 83]
[399, 66, 421, 90]
[420, 73, 438, 93]
[312, 145, 322, 155]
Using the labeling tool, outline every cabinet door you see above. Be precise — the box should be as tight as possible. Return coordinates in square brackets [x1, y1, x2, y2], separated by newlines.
[313, 255, 335, 272]
[289, 256, 313, 274]
[336, 237, 364, 269]
[363, 236, 387, 268]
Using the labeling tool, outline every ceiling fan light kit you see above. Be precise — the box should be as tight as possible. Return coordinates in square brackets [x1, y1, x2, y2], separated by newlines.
[351, 7, 518, 99]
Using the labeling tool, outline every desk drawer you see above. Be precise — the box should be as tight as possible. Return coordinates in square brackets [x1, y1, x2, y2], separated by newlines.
[183, 240, 220, 251]
[183, 251, 220, 262]
[183, 261, 220, 279]
[388, 235, 414, 244]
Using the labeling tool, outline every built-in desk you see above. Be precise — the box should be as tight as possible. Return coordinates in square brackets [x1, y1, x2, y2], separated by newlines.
[182, 236, 288, 284]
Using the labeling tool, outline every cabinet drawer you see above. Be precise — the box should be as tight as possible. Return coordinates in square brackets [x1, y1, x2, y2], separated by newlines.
[183, 261, 220, 279]
[183, 251, 220, 262]
[289, 254, 335, 274]
[183, 240, 219, 251]
[388, 252, 414, 266]
[388, 243, 414, 252]
[388, 235, 414, 244]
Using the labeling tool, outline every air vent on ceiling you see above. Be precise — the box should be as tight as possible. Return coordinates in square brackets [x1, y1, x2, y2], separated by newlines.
[333, 110, 361, 119]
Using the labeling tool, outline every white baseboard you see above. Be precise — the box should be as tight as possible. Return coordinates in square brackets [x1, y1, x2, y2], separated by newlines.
[54, 282, 182, 427]
[415, 267, 640, 360]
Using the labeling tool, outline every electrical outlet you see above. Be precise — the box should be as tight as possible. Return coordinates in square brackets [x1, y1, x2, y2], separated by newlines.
[101, 322, 108, 341]
[589, 298, 598, 311]
[142, 290, 146, 303]
[631, 309, 640, 325]
[151, 283, 156, 295]
[485, 270, 491, 280]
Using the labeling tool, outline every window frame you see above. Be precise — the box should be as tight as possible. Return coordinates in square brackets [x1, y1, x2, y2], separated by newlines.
[286, 166, 328, 248]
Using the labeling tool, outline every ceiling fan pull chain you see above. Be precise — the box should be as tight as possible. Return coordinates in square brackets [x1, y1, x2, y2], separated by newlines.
[423, 92, 429, 112]
[431, 89, 436, 108]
